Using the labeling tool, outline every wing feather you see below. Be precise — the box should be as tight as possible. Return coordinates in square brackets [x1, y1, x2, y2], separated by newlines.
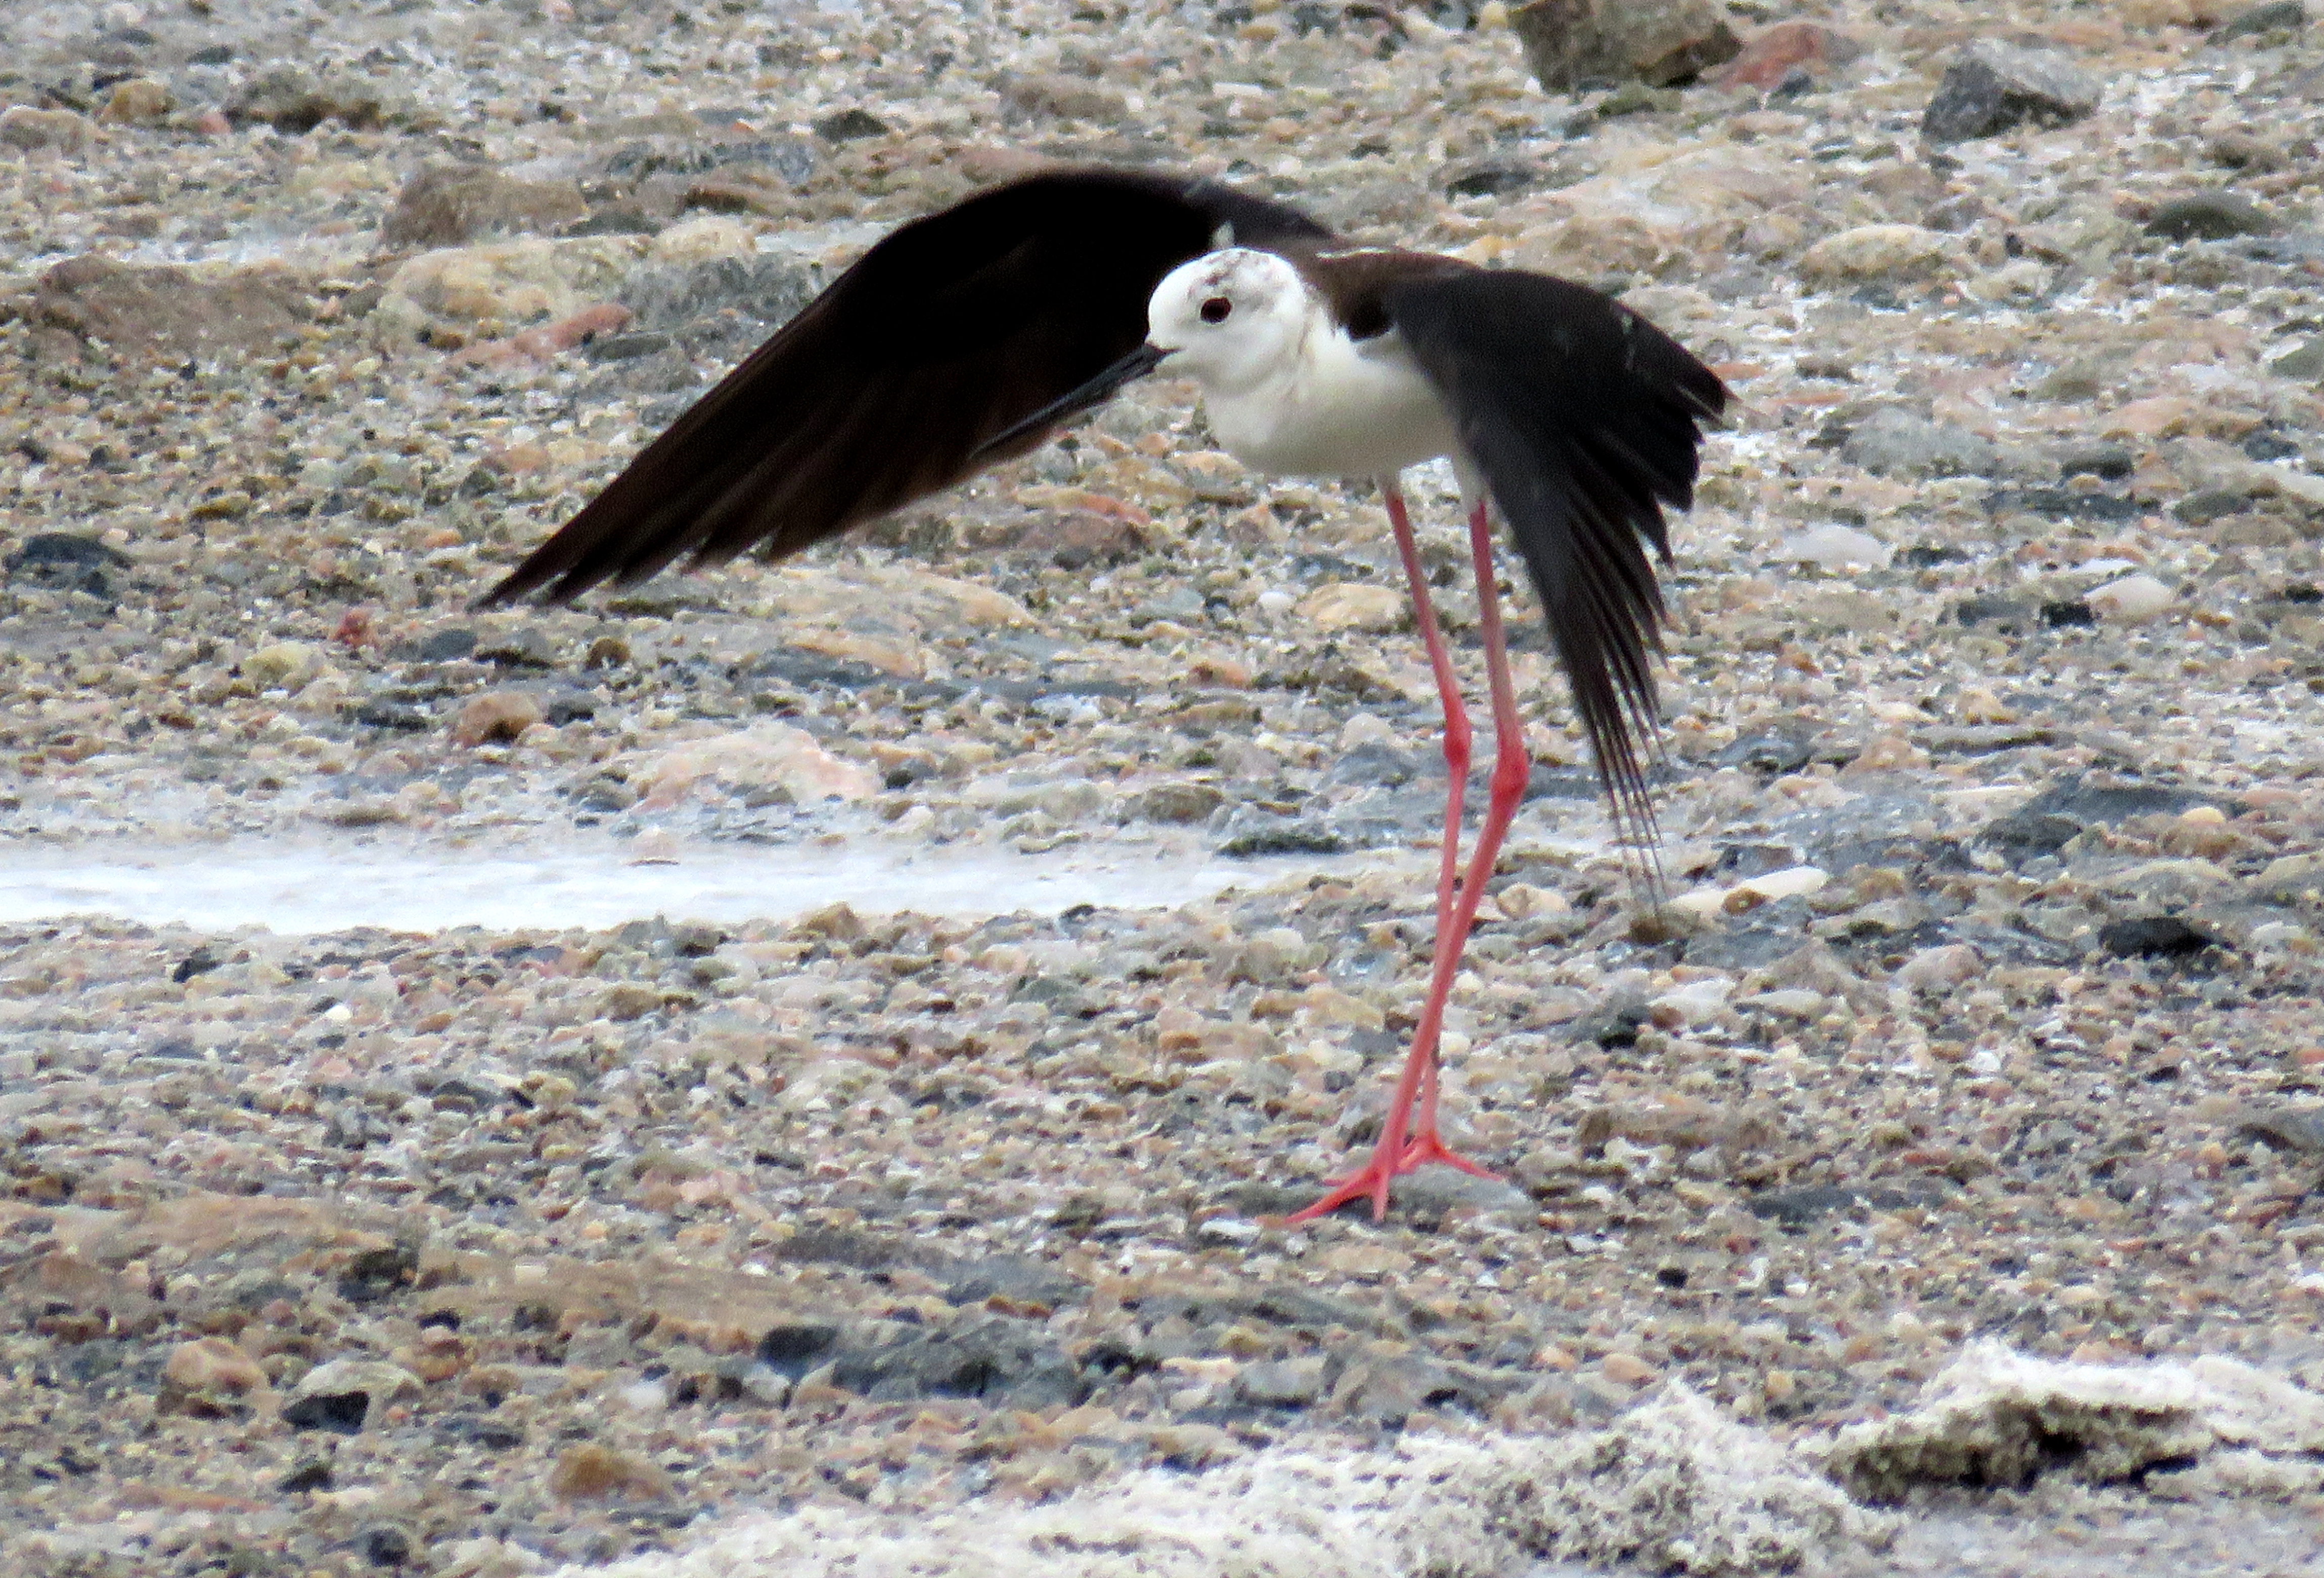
[1386, 271, 1728, 851]
[477, 168, 1330, 607]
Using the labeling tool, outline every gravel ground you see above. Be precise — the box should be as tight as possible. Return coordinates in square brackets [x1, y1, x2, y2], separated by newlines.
[6, 0, 2324, 1572]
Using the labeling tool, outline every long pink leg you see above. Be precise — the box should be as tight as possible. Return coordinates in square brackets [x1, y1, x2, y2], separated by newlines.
[1405, 500, 1529, 1167]
[1288, 491, 1514, 1223]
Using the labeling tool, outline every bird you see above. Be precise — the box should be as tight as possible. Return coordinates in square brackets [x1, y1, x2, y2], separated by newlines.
[477, 166, 1729, 1223]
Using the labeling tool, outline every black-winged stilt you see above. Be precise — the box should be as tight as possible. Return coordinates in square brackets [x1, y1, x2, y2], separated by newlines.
[480, 167, 1729, 1223]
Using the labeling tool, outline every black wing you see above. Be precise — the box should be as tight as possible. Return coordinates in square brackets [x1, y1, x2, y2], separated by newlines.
[1387, 271, 1728, 848]
[476, 168, 1331, 607]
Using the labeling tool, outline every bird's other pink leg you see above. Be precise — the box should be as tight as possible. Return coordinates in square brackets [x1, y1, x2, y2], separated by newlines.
[1286, 482, 1489, 1224]
[1404, 499, 1528, 1173]
[1382, 480, 1472, 986]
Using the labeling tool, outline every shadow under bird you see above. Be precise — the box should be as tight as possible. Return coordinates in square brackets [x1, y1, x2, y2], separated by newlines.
[478, 166, 1729, 1222]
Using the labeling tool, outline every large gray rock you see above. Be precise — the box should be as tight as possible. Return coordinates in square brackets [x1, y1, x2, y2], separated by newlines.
[1922, 41, 2102, 145]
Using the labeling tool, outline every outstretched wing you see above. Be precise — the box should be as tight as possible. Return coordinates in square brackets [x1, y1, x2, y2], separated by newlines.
[1386, 270, 1728, 846]
[477, 168, 1331, 607]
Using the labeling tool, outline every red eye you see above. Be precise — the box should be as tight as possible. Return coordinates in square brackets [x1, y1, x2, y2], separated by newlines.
[1199, 296, 1232, 324]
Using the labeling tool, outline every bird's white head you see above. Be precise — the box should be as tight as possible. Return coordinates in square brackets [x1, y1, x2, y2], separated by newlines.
[1147, 248, 1312, 396]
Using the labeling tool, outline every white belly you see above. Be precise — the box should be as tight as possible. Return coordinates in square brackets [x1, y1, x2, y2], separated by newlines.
[1203, 328, 1460, 480]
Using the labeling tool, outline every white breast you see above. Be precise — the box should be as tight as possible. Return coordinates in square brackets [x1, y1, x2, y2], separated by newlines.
[1202, 324, 1461, 481]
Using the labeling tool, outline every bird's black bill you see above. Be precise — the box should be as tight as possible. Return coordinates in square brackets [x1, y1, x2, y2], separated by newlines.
[974, 342, 1169, 461]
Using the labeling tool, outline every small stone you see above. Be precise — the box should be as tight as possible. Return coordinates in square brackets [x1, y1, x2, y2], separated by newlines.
[244, 642, 324, 690]
[811, 107, 891, 142]
[998, 74, 1128, 122]
[1235, 1355, 1329, 1408]
[1773, 523, 1894, 569]
[2059, 442, 2136, 480]
[162, 1336, 271, 1401]
[1129, 781, 1225, 824]
[2267, 338, 2324, 382]
[0, 106, 93, 151]
[1841, 410, 1998, 479]
[283, 1359, 422, 1434]
[1798, 226, 1957, 286]
[2212, 0, 2307, 42]
[452, 690, 545, 746]
[1921, 41, 2103, 146]
[1898, 943, 1983, 992]
[1718, 21, 1856, 90]
[2099, 916, 2220, 958]
[636, 725, 877, 806]
[2145, 192, 2274, 242]
[382, 165, 590, 248]
[1297, 582, 1404, 633]
[225, 67, 383, 132]
[99, 79, 174, 125]
[33, 255, 314, 366]
[549, 1441, 672, 1500]
[2086, 574, 2175, 623]
[1602, 1351, 1659, 1386]
[1511, 0, 1742, 92]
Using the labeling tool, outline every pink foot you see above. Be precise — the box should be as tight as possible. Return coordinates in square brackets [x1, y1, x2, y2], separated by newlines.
[1282, 1130, 1502, 1224]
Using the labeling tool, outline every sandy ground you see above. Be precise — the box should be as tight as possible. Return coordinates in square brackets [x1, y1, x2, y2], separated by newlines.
[5, 0, 2324, 1572]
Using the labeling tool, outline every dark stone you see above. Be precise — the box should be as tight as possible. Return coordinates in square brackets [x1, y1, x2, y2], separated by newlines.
[2212, 1, 2308, 43]
[2244, 429, 2302, 462]
[831, 1316, 1085, 1410]
[754, 1322, 841, 1380]
[2233, 1104, 2324, 1156]
[942, 1255, 1087, 1309]
[2021, 775, 2207, 824]
[1714, 730, 1814, 774]
[353, 702, 433, 732]
[282, 1389, 371, 1434]
[1955, 594, 2033, 628]
[7, 532, 131, 572]
[2269, 338, 2324, 381]
[1325, 742, 1427, 788]
[1444, 158, 1540, 198]
[2173, 490, 2251, 524]
[336, 1244, 418, 1305]
[224, 68, 383, 133]
[1216, 807, 1349, 857]
[171, 947, 223, 984]
[812, 107, 891, 142]
[398, 627, 476, 663]
[2098, 916, 2221, 958]
[1988, 486, 2145, 522]
[2041, 599, 2096, 627]
[1983, 812, 2087, 857]
[1749, 1179, 1951, 1224]
[360, 1525, 413, 1567]
[2146, 192, 2275, 242]
[1683, 899, 1816, 969]
[2058, 442, 2135, 480]
[1566, 996, 1651, 1047]
[738, 645, 889, 691]
[277, 1459, 333, 1493]
[438, 1415, 526, 1450]
[1921, 41, 2102, 145]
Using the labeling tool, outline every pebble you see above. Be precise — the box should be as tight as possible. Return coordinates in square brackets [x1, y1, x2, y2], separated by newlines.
[1297, 582, 1406, 633]
[1798, 225, 1958, 286]
[2087, 573, 2178, 623]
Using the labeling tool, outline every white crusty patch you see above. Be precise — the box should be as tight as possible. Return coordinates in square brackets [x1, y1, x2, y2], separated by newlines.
[552, 1388, 1887, 1578]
